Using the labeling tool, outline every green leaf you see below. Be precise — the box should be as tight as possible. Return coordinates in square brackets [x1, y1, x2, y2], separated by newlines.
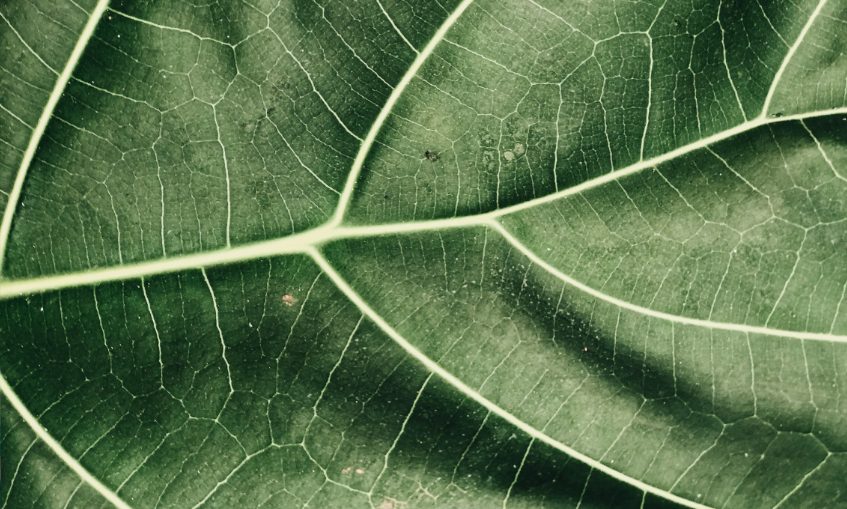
[2, 0, 847, 508]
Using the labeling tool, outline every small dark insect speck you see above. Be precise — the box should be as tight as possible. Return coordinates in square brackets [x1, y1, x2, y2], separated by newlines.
[772, 112, 784, 118]
[424, 150, 439, 162]
[384, 194, 390, 200]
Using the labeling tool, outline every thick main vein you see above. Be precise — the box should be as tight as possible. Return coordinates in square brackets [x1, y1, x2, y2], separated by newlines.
[4, 211, 847, 345]
[1, 0, 841, 296]
[0, 0, 833, 280]
[0, 3, 836, 509]
[4, 105, 846, 296]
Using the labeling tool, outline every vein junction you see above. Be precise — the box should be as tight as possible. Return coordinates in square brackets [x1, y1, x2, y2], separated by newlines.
[0, 2, 845, 508]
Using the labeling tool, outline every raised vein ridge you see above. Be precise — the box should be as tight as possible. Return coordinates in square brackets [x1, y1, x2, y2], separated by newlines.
[0, 0, 112, 278]
[310, 248, 715, 509]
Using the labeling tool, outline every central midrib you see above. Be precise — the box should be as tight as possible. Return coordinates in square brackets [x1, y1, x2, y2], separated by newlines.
[1, 0, 841, 307]
[1, 90, 843, 295]
[1, 0, 835, 287]
[0, 2, 835, 509]
[0, 4, 479, 509]
[4, 105, 847, 343]
[4, 209, 847, 344]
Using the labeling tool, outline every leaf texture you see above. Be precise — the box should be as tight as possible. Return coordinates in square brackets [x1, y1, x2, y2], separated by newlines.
[2, 0, 847, 508]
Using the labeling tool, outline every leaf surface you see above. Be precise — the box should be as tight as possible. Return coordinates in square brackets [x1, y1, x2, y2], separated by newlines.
[2, 0, 847, 508]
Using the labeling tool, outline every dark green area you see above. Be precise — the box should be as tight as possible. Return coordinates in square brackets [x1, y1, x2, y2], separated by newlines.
[3, 0, 847, 507]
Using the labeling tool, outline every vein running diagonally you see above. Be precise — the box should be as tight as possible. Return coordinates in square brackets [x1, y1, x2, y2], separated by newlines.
[308, 248, 714, 509]
[488, 221, 847, 344]
[1, 2, 844, 508]
[0, 0, 111, 278]
[330, 0, 477, 226]
[5, 105, 846, 301]
[0, 373, 135, 509]
[374, 0, 419, 55]
[0, 4, 123, 501]
[0, 1, 834, 277]
[760, 0, 830, 117]
[0, 10, 60, 75]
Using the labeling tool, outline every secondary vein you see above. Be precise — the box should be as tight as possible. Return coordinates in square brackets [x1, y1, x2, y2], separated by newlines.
[0, 0, 112, 278]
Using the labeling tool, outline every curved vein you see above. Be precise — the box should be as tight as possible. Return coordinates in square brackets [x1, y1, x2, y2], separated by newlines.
[760, 0, 829, 117]
[0, 373, 134, 509]
[330, 0, 476, 225]
[489, 106, 847, 219]
[489, 221, 847, 343]
[309, 248, 714, 509]
[0, 4, 841, 508]
[0, 0, 111, 278]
